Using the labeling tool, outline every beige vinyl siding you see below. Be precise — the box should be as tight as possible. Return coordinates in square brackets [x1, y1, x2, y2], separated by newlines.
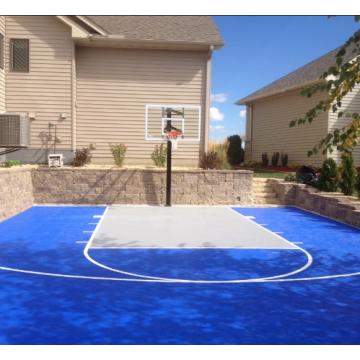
[328, 84, 360, 167]
[0, 16, 5, 112]
[250, 90, 328, 166]
[5, 16, 73, 151]
[76, 46, 206, 165]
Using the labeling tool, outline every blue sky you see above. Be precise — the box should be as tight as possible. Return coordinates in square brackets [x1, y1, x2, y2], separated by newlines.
[209, 16, 360, 141]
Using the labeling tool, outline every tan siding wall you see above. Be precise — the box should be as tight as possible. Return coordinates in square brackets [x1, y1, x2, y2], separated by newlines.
[251, 90, 328, 166]
[328, 84, 360, 167]
[5, 16, 73, 151]
[76, 46, 207, 165]
[0, 16, 5, 112]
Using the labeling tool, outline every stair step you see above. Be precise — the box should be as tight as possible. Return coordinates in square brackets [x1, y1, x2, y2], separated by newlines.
[254, 193, 277, 199]
[254, 198, 281, 205]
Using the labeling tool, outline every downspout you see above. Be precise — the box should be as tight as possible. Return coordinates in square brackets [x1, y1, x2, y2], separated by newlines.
[204, 45, 214, 152]
[246, 103, 253, 161]
[71, 41, 76, 151]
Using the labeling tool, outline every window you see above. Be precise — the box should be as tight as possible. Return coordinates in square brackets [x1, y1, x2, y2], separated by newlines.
[0, 33, 4, 70]
[11, 39, 29, 71]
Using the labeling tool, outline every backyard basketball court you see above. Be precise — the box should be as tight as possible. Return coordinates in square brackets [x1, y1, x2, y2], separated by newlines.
[0, 204, 360, 344]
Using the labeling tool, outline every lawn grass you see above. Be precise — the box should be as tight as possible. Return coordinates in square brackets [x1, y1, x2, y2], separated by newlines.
[238, 169, 288, 179]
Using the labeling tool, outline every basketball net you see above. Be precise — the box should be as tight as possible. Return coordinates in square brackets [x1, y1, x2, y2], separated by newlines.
[165, 131, 183, 150]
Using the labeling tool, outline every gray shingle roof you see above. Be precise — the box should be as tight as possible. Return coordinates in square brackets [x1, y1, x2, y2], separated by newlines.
[235, 45, 357, 105]
[86, 16, 224, 45]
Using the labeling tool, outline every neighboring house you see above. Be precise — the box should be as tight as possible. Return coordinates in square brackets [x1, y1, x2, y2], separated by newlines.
[0, 16, 224, 166]
[236, 46, 360, 167]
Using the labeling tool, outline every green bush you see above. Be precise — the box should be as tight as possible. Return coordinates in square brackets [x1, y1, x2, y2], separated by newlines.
[339, 153, 356, 196]
[151, 143, 167, 167]
[3, 160, 20, 167]
[317, 158, 339, 192]
[199, 151, 221, 169]
[109, 143, 127, 167]
[261, 152, 269, 166]
[226, 135, 244, 165]
[73, 148, 92, 167]
[284, 173, 296, 182]
[355, 170, 360, 199]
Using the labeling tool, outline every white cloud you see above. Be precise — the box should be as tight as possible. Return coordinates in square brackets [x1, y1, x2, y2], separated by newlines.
[239, 110, 246, 118]
[210, 107, 225, 121]
[210, 93, 228, 103]
[210, 125, 228, 133]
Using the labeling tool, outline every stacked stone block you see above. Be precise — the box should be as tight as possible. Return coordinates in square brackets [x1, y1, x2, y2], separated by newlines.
[31, 168, 253, 206]
[0, 169, 34, 223]
[269, 178, 360, 228]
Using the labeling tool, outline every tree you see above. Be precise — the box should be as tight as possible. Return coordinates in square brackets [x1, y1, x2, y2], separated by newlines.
[289, 16, 360, 177]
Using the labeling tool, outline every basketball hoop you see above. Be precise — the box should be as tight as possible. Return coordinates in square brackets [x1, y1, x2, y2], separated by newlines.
[165, 131, 183, 149]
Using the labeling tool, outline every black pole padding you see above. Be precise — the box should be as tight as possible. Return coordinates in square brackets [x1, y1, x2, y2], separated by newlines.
[165, 139, 172, 207]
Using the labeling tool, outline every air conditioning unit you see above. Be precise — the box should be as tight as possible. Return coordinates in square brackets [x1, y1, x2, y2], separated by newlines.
[0, 112, 31, 147]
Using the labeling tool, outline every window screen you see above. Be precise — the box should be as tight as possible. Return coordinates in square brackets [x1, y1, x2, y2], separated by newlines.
[0, 34, 4, 70]
[11, 39, 29, 71]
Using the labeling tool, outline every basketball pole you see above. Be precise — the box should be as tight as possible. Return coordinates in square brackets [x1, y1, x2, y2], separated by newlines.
[165, 114, 172, 207]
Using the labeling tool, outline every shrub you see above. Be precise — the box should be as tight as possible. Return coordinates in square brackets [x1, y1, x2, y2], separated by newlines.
[281, 153, 288, 167]
[272, 152, 279, 166]
[284, 173, 296, 182]
[317, 158, 339, 192]
[288, 164, 302, 169]
[240, 161, 263, 167]
[109, 143, 127, 167]
[226, 135, 244, 165]
[261, 152, 269, 166]
[73, 148, 92, 167]
[199, 151, 221, 170]
[3, 160, 20, 167]
[355, 170, 360, 199]
[209, 139, 232, 170]
[339, 153, 356, 196]
[151, 143, 167, 167]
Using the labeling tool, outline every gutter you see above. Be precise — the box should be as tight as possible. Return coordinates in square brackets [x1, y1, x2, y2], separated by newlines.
[89, 34, 225, 49]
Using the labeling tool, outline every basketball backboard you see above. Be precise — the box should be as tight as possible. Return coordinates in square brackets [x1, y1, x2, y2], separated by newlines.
[145, 105, 201, 141]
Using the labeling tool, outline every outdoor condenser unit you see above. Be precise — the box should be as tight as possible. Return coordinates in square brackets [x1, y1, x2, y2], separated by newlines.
[0, 112, 31, 147]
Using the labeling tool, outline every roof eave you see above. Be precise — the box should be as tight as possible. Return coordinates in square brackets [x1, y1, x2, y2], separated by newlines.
[235, 79, 325, 106]
[89, 34, 225, 49]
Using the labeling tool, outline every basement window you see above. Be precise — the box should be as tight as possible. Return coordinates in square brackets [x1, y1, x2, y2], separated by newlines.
[11, 39, 29, 71]
[0, 33, 4, 69]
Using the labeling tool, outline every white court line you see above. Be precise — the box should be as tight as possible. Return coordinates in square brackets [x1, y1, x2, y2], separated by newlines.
[245, 216, 255, 219]
[259, 224, 268, 226]
[89, 247, 300, 249]
[228, 208, 313, 281]
[89, 223, 98, 225]
[82, 206, 313, 283]
[93, 215, 102, 218]
[2, 265, 360, 283]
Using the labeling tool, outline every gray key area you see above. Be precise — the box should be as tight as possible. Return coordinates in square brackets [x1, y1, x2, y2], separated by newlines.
[90, 206, 297, 249]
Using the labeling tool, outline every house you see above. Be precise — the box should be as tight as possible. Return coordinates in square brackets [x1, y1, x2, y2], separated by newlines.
[235, 45, 360, 167]
[0, 16, 224, 166]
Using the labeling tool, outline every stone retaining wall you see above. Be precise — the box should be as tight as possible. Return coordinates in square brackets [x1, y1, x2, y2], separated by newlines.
[269, 179, 360, 228]
[0, 168, 34, 223]
[32, 168, 253, 206]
